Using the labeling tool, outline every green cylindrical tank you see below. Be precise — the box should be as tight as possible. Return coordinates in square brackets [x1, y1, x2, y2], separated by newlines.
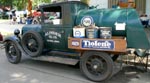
[75, 8, 150, 49]
[76, 8, 142, 36]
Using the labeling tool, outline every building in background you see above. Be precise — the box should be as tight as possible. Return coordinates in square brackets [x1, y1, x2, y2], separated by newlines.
[89, 0, 149, 16]
[146, 0, 150, 16]
[89, 0, 108, 9]
[50, 0, 149, 16]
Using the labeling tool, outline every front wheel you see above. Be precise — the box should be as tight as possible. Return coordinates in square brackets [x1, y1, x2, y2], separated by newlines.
[80, 51, 113, 82]
[5, 41, 21, 64]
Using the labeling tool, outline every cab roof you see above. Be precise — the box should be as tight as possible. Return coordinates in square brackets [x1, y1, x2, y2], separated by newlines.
[39, 1, 88, 8]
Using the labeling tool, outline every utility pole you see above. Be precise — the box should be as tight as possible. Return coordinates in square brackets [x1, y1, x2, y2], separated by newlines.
[27, 0, 32, 16]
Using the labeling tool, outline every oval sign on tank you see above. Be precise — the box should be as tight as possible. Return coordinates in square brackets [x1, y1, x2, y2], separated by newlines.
[81, 16, 94, 27]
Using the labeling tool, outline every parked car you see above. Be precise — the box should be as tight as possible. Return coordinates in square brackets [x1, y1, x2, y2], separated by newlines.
[0, 32, 3, 41]
[0, 11, 2, 19]
[1, 11, 9, 19]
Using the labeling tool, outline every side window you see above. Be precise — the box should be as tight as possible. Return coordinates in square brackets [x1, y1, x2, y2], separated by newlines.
[32, 10, 41, 24]
[43, 6, 62, 25]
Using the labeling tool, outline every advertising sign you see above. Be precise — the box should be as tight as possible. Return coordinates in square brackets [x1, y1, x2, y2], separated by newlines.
[82, 40, 115, 50]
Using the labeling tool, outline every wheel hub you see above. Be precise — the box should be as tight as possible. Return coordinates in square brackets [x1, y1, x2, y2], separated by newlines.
[28, 39, 36, 47]
[26, 38, 38, 52]
[91, 59, 104, 72]
[8, 46, 15, 55]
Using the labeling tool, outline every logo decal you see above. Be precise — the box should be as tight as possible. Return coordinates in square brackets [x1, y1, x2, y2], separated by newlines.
[82, 40, 115, 50]
[75, 31, 81, 37]
[72, 40, 80, 46]
[81, 16, 94, 27]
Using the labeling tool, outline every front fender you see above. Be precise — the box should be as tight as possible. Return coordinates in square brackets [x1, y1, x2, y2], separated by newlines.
[4, 35, 20, 43]
[4, 36, 28, 55]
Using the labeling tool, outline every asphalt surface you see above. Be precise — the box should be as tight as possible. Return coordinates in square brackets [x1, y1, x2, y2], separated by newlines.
[0, 47, 150, 83]
[0, 20, 23, 38]
[0, 20, 150, 83]
[0, 49, 92, 83]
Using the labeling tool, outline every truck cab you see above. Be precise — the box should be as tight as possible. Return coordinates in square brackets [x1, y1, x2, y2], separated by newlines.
[22, 1, 88, 51]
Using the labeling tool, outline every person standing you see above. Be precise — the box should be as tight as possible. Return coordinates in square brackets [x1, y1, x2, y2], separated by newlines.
[11, 10, 16, 24]
[16, 15, 21, 24]
[140, 14, 149, 28]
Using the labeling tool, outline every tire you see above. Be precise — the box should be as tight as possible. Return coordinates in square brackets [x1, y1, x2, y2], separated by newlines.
[5, 41, 21, 64]
[80, 51, 114, 82]
[21, 31, 43, 57]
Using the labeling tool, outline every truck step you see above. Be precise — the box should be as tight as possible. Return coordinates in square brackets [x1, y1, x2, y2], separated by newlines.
[32, 55, 79, 65]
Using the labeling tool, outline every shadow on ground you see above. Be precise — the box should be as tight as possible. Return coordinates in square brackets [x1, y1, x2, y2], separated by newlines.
[106, 66, 149, 83]
[19, 56, 150, 83]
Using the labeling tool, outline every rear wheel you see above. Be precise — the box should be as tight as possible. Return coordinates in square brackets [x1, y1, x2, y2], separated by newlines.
[5, 41, 21, 64]
[80, 51, 113, 82]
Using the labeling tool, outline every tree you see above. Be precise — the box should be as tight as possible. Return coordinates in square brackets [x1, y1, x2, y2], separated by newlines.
[12, 0, 28, 10]
[12, 0, 51, 10]
[0, 0, 12, 6]
[32, 0, 51, 9]
[0, 0, 51, 10]
[0, 0, 12, 10]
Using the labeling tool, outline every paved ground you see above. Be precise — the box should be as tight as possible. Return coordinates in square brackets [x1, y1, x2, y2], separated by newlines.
[0, 48, 150, 83]
[0, 20, 24, 38]
[0, 20, 150, 83]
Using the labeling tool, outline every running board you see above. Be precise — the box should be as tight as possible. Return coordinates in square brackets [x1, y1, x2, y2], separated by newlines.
[32, 56, 79, 65]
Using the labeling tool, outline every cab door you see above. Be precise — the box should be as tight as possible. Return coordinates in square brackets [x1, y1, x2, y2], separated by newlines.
[43, 25, 66, 50]
[41, 5, 66, 50]
[42, 4, 66, 50]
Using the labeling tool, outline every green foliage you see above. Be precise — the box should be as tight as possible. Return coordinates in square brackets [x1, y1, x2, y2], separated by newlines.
[32, 0, 51, 9]
[0, 0, 12, 6]
[13, 0, 28, 10]
[0, 0, 51, 10]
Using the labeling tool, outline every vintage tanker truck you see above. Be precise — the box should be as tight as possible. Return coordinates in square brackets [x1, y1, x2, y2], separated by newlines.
[4, 1, 150, 82]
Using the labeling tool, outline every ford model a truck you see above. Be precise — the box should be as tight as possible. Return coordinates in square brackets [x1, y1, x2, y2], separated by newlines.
[4, 1, 150, 82]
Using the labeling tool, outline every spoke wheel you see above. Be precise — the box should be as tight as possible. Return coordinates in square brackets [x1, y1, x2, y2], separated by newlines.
[26, 35, 38, 52]
[22, 31, 43, 57]
[5, 41, 21, 64]
[80, 51, 113, 82]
